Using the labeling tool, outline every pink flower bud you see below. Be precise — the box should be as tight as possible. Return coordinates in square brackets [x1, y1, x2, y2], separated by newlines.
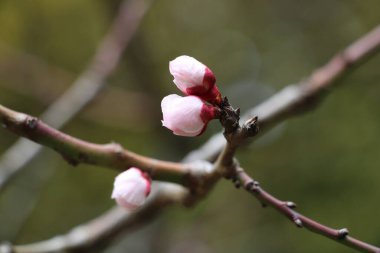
[169, 55, 222, 105]
[161, 94, 218, 137]
[111, 167, 151, 210]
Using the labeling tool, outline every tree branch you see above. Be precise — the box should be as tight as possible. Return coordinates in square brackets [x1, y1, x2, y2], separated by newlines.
[0, 104, 210, 185]
[235, 167, 380, 253]
[183, 24, 380, 163]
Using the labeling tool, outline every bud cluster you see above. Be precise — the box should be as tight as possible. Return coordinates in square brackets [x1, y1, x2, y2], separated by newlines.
[112, 56, 223, 210]
[161, 55, 223, 137]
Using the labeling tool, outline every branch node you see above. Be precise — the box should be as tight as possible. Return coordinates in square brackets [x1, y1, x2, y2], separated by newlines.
[243, 116, 259, 136]
[245, 181, 254, 190]
[26, 117, 38, 130]
[337, 228, 349, 239]
[294, 218, 303, 228]
[286, 201, 297, 209]
[110, 142, 126, 160]
[251, 181, 261, 193]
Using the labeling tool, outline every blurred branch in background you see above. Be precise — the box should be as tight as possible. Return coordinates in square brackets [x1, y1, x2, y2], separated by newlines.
[1, 24, 379, 253]
[0, 0, 152, 192]
[0, 48, 156, 131]
[0, 43, 74, 102]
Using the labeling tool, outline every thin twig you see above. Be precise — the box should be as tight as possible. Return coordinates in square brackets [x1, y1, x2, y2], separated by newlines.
[235, 167, 380, 253]
[0, 0, 151, 192]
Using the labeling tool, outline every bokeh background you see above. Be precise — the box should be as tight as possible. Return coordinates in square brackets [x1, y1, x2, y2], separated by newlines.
[0, 0, 380, 252]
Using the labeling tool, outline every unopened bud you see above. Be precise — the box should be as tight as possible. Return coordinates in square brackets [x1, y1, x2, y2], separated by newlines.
[161, 94, 217, 137]
[111, 168, 151, 210]
[169, 55, 222, 104]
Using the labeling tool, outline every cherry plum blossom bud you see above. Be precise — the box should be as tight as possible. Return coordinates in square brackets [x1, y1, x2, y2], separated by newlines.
[161, 94, 218, 137]
[111, 167, 151, 210]
[169, 55, 222, 104]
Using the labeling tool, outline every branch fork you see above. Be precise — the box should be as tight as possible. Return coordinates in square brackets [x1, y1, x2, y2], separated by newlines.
[214, 97, 259, 178]
[217, 97, 259, 143]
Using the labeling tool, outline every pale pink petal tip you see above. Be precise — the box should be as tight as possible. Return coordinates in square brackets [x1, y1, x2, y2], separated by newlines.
[169, 55, 208, 92]
[169, 55, 221, 104]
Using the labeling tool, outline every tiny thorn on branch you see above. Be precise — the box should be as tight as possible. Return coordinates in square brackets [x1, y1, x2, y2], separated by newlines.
[242, 116, 260, 137]
[286, 201, 297, 209]
[338, 228, 350, 239]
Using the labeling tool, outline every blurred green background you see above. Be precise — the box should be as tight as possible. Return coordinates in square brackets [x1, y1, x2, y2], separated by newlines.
[0, 0, 380, 252]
